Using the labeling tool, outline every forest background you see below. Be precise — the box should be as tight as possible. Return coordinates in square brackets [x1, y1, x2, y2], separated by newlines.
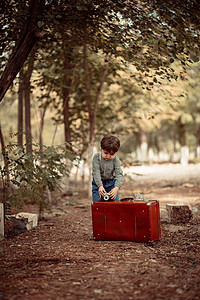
[0, 0, 200, 213]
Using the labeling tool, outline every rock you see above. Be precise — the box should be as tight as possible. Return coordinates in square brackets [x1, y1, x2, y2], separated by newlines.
[94, 289, 102, 294]
[168, 225, 186, 233]
[15, 212, 38, 229]
[7, 212, 38, 235]
[166, 204, 192, 224]
[159, 183, 174, 188]
[8, 216, 28, 235]
[182, 183, 194, 188]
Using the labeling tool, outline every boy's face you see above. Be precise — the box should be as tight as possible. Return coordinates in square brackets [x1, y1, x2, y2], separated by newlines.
[101, 149, 116, 160]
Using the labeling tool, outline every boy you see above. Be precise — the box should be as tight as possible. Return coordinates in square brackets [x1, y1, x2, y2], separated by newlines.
[92, 135, 123, 202]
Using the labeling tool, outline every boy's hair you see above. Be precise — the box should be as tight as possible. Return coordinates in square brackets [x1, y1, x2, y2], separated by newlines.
[101, 135, 120, 154]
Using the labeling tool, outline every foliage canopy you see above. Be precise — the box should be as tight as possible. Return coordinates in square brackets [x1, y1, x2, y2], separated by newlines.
[0, 0, 200, 101]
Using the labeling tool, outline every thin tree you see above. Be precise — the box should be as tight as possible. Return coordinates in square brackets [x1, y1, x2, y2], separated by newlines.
[83, 44, 110, 195]
[62, 46, 73, 150]
[18, 71, 24, 147]
[0, 124, 12, 202]
[23, 47, 37, 154]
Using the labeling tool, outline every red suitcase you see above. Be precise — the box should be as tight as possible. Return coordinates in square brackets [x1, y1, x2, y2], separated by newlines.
[91, 200, 161, 242]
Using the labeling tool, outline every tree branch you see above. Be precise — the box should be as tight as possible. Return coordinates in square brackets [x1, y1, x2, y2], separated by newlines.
[93, 55, 110, 118]
[83, 44, 92, 118]
[0, 0, 45, 102]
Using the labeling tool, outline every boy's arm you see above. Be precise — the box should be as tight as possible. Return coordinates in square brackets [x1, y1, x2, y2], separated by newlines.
[114, 157, 123, 189]
[109, 157, 123, 199]
[92, 153, 103, 187]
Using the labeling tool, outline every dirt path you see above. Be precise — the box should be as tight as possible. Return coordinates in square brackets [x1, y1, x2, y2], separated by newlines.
[1, 164, 200, 300]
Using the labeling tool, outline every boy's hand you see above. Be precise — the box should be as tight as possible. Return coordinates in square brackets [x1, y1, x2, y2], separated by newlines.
[99, 186, 106, 197]
[109, 186, 119, 199]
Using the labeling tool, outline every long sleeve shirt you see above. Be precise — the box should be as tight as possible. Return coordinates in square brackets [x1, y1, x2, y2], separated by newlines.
[92, 153, 123, 188]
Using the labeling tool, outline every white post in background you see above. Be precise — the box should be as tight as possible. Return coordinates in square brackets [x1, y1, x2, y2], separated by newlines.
[197, 146, 200, 159]
[148, 147, 154, 164]
[136, 146, 142, 161]
[0, 203, 4, 239]
[180, 146, 189, 166]
[140, 141, 148, 163]
[140, 130, 148, 163]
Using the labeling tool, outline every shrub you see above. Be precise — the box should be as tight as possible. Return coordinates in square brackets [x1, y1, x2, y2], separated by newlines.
[0, 142, 75, 217]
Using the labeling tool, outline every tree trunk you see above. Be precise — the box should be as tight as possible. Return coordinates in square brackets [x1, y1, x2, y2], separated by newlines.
[176, 117, 189, 166]
[87, 142, 94, 198]
[83, 44, 110, 144]
[0, 125, 12, 202]
[81, 160, 86, 183]
[83, 44, 110, 197]
[24, 88, 32, 154]
[154, 135, 160, 156]
[62, 52, 72, 149]
[83, 44, 92, 142]
[197, 125, 200, 159]
[166, 204, 192, 224]
[0, 124, 7, 202]
[140, 130, 148, 163]
[172, 132, 179, 163]
[0, 0, 45, 102]
[51, 125, 58, 146]
[39, 107, 47, 152]
[148, 147, 154, 164]
[24, 47, 36, 154]
[18, 71, 24, 147]
[148, 132, 153, 164]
